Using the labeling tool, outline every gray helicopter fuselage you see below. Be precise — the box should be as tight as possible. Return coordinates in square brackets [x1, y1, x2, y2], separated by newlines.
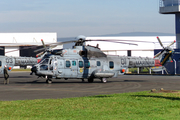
[34, 45, 159, 80]
[35, 46, 127, 79]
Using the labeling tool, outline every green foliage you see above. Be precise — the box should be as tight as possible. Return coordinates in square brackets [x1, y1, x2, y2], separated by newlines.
[1, 91, 180, 120]
[11, 69, 31, 72]
[128, 68, 155, 74]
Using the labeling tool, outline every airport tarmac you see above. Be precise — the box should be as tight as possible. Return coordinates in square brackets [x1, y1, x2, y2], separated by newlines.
[0, 72, 180, 101]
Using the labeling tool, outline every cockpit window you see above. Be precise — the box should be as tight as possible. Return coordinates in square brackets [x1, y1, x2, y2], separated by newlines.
[97, 61, 101, 66]
[40, 65, 48, 70]
[40, 59, 49, 64]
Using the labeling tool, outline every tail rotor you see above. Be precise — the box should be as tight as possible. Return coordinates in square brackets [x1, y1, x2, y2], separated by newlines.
[155, 36, 175, 65]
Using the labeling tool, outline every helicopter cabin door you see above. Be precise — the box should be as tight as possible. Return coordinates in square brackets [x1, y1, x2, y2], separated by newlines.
[64, 59, 78, 78]
[57, 59, 65, 78]
[78, 60, 91, 78]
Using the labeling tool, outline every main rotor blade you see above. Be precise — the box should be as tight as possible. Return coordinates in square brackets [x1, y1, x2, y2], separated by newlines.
[34, 47, 46, 53]
[41, 39, 46, 48]
[33, 41, 74, 52]
[5, 46, 38, 54]
[157, 37, 164, 49]
[85, 40, 138, 46]
[34, 38, 139, 52]
[36, 51, 45, 57]
[86, 39, 154, 43]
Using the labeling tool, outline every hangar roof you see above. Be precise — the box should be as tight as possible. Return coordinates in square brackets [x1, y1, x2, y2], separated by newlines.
[0, 33, 57, 46]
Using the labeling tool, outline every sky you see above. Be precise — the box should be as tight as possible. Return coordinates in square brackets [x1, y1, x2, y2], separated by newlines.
[0, 0, 175, 38]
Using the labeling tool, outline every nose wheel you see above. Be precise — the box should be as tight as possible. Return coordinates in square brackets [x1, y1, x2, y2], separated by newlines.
[46, 79, 52, 84]
[101, 78, 107, 83]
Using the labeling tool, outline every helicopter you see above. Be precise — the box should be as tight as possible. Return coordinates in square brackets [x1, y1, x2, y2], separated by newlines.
[0, 56, 37, 74]
[30, 35, 175, 84]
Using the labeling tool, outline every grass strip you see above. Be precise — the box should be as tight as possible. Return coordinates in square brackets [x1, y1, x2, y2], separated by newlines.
[11, 69, 31, 72]
[1, 91, 180, 120]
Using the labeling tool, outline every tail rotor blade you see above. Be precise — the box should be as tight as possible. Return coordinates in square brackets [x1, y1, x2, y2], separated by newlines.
[154, 51, 162, 58]
[169, 57, 173, 62]
[157, 37, 164, 49]
[167, 40, 176, 47]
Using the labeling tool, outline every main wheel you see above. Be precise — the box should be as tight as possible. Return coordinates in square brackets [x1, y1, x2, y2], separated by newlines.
[88, 78, 94, 83]
[101, 78, 107, 83]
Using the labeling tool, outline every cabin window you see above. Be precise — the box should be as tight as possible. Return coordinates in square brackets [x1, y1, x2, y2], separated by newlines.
[79, 61, 83, 68]
[66, 61, 71, 68]
[109, 61, 114, 69]
[0, 61, 1, 67]
[97, 61, 101, 66]
[72, 61, 76, 66]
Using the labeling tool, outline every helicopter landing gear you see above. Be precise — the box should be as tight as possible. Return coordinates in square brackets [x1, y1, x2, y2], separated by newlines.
[101, 78, 107, 83]
[88, 78, 94, 83]
[46, 79, 52, 84]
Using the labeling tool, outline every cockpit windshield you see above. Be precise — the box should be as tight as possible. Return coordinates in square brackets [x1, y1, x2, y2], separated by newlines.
[40, 58, 49, 64]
